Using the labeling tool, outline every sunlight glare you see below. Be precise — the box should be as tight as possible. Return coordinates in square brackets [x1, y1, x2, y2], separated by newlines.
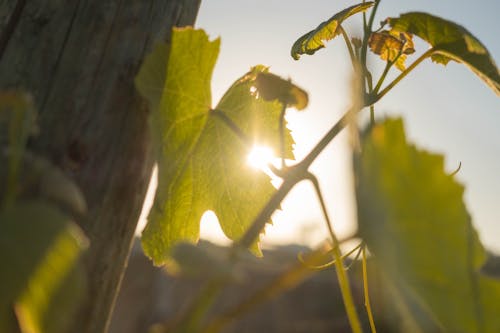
[247, 145, 274, 170]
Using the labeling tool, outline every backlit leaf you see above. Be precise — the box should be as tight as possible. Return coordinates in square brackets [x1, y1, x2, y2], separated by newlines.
[254, 72, 308, 110]
[355, 118, 500, 332]
[136, 28, 295, 265]
[368, 30, 415, 71]
[389, 12, 500, 95]
[216, 65, 295, 160]
[0, 202, 87, 333]
[291, 2, 374, 60]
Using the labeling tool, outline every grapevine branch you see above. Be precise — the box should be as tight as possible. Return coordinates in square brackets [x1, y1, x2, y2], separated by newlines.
[235, 106, 357, 250]
[307, 172, 362, 333]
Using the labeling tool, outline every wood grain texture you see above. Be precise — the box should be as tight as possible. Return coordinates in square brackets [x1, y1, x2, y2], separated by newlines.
[0, 1, 201, 332]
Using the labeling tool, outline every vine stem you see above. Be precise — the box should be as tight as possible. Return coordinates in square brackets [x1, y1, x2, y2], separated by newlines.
[299, 242, 362, 270]
[360, 0, 381, 124]
[307, 173, 362, 333]
[371, 48, 433, 104]
[339, 25, 356, 69]
[373, 57, 395, 94]
[360, 0, 381, 83]
[362, 246, 377, 333]
[366, 70, 375, 125]
[235, 105, 356, 250]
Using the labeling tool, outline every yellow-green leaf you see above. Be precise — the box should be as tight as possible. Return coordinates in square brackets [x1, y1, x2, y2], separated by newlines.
[389, 12, 500, 95]
[136, 29, 295, 265]
[0, 202, 87, 333]
[355, 118, 500, 332]
[291, 2, 374, 60]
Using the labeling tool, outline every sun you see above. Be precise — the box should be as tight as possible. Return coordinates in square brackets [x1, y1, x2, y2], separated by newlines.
[247, 145, 275, 170]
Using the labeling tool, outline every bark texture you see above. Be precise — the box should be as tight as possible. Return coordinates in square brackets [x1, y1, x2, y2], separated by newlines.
[0, 1, 201, 332]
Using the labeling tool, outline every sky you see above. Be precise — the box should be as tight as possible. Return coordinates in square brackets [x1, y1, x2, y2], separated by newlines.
[139, 0, 500, 254]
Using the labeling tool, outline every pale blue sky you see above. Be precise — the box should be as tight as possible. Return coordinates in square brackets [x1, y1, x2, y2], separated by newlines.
[193, 1, 500, 253]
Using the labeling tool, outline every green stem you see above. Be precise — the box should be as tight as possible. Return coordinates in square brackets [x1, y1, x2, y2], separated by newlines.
[365, 70, 375, 124]
[235, 172, 301, 249]
[236, 104, 359, 250]
[360, 0, 381, 72]
[301, 106, 355, 170]
[373, 59, 393, 94]
[307, 173, 362, 333]
[371, 49, 433, 104]
[360, 1, 380, 124]
[362, 1, 368, 33]
[299, 242, 362, 270]
[339, 25, 356, 69]
[362, 246, 377, 333]
[360, 0, 381, 124]
[344, 244, 364, 271]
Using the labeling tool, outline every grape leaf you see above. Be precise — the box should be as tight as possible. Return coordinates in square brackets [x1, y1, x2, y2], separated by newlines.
[135, 28, 298, 265]
[0, 202, 87, 333]
[354, 118, 500, 332]
[291, 2, 374, 60]
[389, 12, 500, 95]
[368, 30, 415, 71]
[254, 72, 308, 110]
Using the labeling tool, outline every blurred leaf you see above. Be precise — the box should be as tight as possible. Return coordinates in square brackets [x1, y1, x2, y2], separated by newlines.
[291, 2, 374, 60]
[389, 12, 500, 95]
[254, 72, 308, 110]
[0, 91, 37, 204]
[0, 151, 87, 215]
[167, 242, 242, 282]
[136, 28, 295, 265]
[0, 202, 87, 333]
[355, 118, 500, 332]
[368, 30, 415, 71]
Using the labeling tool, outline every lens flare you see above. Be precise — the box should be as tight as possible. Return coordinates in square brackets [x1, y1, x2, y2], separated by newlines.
[247, 146, 274, 170]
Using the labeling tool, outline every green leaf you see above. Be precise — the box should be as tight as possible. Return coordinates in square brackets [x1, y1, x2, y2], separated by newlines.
[216, 66, 295, 160]
[291, 2, 374, 60]
[0, 202, 87, 333]
[0, 151, 87, 215]
[136, 28, 296, 265]
[0, 91, 38, 204]
[355, 118, 500, 332]
[389, 12, 500, 95]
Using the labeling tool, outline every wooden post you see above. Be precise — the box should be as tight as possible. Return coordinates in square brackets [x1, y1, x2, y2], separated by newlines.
[0, 1, 201, 332]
